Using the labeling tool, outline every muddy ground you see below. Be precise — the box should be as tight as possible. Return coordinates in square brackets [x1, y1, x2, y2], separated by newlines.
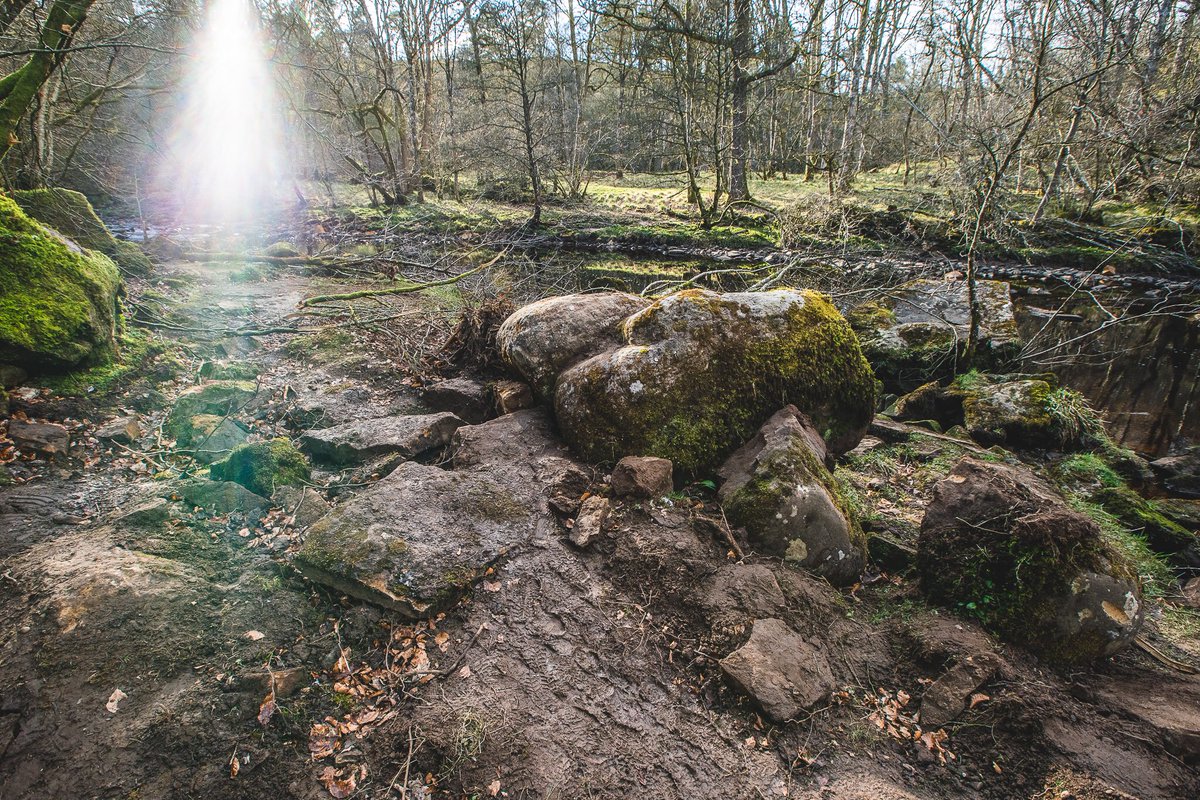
[1, 252, 1198, 800]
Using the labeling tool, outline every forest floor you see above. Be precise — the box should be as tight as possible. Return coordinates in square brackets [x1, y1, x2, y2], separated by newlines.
[1, 205, 1199, 799]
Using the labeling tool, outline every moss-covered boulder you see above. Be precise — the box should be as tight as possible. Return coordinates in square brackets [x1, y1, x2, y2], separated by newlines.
[718, 406, 865, 585]
[849, 279, 1019, 392]
[498, 291, 650, 399]
[0, 195, 121, 371]
[12, 188, 152, 275]
[918, 457, 1144, 665]
[549, 289, 876, 476]
[209, 439, 310, 497]
[264, 241, 301, 258]
[1092, 485, 1200, 566]
[165, 380, 258, 446]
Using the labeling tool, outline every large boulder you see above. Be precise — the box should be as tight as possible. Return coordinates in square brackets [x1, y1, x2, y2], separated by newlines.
[209, 439, 310, 497]
[12, 188, 152, 275]
[530, 289, 875, 476]
[497, 291, 650, 399]
[917, 458, 1144, 664]
[718, 406, 865, 585]
[165, 380, 258, 447]
[0, 195, 121, 371]
[849, 279, 1019, 392]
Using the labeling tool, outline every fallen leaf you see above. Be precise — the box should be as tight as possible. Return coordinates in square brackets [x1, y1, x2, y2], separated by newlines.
[457, 665, 472, 679]
[244, 630, 265, 641]
[483, 580, 501, 592]
[106, 688, 127, 713]
[968, 692, 990, 709]
[317, 765, 358, 798]
[487, 779, 501, 796]
[230, 750, 240, 777]
[258, 691, 277, 726]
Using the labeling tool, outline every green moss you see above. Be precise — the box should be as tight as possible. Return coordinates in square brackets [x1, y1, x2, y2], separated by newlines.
[0, 195, 122, 370]
[1068, 497, 1174, 598]
[264, 241, 301, 258]
[209, 438, 310, 497]
[198, 360, 259, 381]
[165, 380, 258, 444]
[1054, 453, 1125, 488]
[41, 327, 165, 398]
[12, 188, 152, 275]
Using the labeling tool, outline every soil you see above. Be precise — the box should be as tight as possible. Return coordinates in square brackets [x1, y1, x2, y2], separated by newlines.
[1, 251, 1198, 799]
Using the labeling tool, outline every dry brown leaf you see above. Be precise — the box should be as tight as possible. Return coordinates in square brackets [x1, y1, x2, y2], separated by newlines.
[244, 630, 265, 641]
[258, 691, 277, 726]
[483, 580, 501, 592]
[968, 692, 990, 709]
[317, 765, 358, 798]
[487, 779, 501, 796]
[106, 688, 127, 713]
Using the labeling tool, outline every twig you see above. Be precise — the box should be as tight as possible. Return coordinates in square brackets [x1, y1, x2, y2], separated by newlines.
[299, 250, 507, 307]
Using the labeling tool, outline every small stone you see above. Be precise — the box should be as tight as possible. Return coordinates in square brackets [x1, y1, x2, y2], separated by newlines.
[422, 378, 489, 424]
[96, 415, 141, 445]
[272, 485, 329, 528]
[1181, 577, 1200, 610]
[0, 364, 27, 388]
[720, 618, 834, 722]
[493, 380, 534, 415]
[919, 655, 1000, 729]
[571, 495, 611, 547]
[8, 419, 70, 455]
[610, 456, 674, 498]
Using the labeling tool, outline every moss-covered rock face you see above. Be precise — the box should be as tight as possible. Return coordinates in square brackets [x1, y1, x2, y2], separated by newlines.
[165, 380, 258, 446]
[12, 188, 152, 275]
[918, 457, 1143, 665]
[718, 406, 866, 584]
[208, 438, 310, 497]
[552, 289, 877, 477]
[960, 377, 1055, 446]
[0, 195, 121, 371]
[849, 279, 1019, 392]
[264, 241, 300, 258]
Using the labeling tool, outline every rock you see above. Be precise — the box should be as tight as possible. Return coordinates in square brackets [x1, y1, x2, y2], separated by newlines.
[610, 456, 674, 498]
[1092, 485, 1200, 568]
[1181, 577, 1200, 610]
[299, 413, 465, 466]
[188, 415, 251, 463]
[867, 531, 917, 572]
[272, 485, 330, 529]
[848, 278, 1019, 392]
[114, 497, 172, 528]
[209, 439, 310, 497]
[450, 409, 571, 471]
[96, 415, 141, 445]
[235, 666, 309, 698]
[697, 564, 787, 621]
[198, 360, 259, 381]
[553, 289, 876, 476]
[718, 406, 865, 585]
[13, 187, 152, 275]
[264, 241, 301, 258]
[177, 480, 270, 519]
[570, 495, 611, 547]
[8, 420, 70, 455]
[1151, 448, 1200, 498]
[720, 618, 835, 722]
[493, 379, 534, 415]
[294, 461, 539, 617]
[919, 655, 1000, 729]
[165, 381, 259, 446]
[917, 457, 1144, 664]
[0, 365, 27, 388]
[0, 196, 122, 371]
[891, 381, 959, 423]
[497, 291, 650, 398]
[960, 377, 1061, 448]
[421, 378, 489, 424]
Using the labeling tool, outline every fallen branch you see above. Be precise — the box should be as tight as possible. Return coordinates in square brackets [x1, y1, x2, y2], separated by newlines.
[299, 250, 506, 307]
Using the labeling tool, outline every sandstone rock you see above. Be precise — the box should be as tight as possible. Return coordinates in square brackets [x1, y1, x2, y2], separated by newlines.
[450, 409, 571, 471]
[1151, 448, 1200, 498]
[421, 378, 489, 423]
[960, 377, 1061, 448]
[294, 461, 539, 617]
[918, 457, 1144, 664]
[177, 480, 270, 519]
[493, 379, 534, 415]
[0, 365, 27, 388]
[919, 655, 1000, 729]
[272, 485, 330, 529]
[210, 439, 310, 497]
[166, 381, 258, 446]
[718, 406, 865, 585]
[848, 278, 1019, 392]
[497, 291, 650, 398]
[299, 412, 465, 466]
[553, 289, 876, 476]
[720, 618, 835, 722]
[188, 415, 251, 463]
[96, 415, 141, 445]
[8, 420, 70, 455]
[571, 495, 611, 547]
[867, 531, 917, 572]
[610, 456, 673, 498]
[1181, 577, 1200, 610]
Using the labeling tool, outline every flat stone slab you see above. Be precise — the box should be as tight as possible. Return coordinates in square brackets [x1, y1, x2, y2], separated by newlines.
[720, 617, 835, 722]
[294, 461, 539, 617]
[298, 412, 465, 466]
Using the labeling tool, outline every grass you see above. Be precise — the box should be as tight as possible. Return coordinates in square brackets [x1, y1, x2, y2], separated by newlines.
[1068, 497, 1175, 598]
[42, 327, 172, 398]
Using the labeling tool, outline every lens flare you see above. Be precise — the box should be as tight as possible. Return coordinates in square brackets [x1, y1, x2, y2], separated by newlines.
[163, 0, 282, 225]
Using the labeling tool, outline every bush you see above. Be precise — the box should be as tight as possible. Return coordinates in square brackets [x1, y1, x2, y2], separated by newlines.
[778, 194, 869, 247]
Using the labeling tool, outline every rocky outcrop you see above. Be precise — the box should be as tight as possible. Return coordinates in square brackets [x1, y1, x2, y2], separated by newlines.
[165, 381, 258, 447]
[298, 412, 465, 465]
[720, 618, 835, 722]
[497, 291, 650, 399]
[917, 457, 1144, 664]
[849, 279, 1019, 392]
[0, 195, 122, 371]
[511, 289, 876, 476]
[610, 456, 673, 498]
[13, 187, 152, 275]
[421, 378, 489, 424]
[718, 406, 865, 585]
[1151, 448, 1200, 497]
